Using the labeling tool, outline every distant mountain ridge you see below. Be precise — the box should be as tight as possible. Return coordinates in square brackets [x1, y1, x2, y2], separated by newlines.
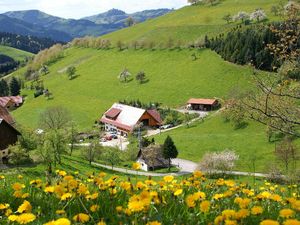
[0, 9, 172, 42]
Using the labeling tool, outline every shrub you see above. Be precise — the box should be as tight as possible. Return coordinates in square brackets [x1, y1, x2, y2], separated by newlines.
[8, 143, 33, 166]
[198, 150, 239, 175]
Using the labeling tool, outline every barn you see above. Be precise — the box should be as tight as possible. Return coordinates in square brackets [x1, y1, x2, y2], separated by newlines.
[187, 98, 219, 111]
[0, 106, 21, 164]
[100, 103, 162, 136]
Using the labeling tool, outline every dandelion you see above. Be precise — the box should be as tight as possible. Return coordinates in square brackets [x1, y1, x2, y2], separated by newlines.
[17, 200, 32, 213]
[44, 218, 71, 225]
[283, 219, 300, 225]
[251, 206, 263, 215]
[16, 213, 36, 224]
[61, 193, 72, 201]
[147, 221, 162, 225]
[90, 204, 99, 212]
[163, 175, 174, 183]
[260, 220, 280, 225]
[73, 213, 90, 223]
[200, 200, 210, 213]
[174, 189, 183, 196]
[132, 162, 141, 170]
[280, 209, 295, 218]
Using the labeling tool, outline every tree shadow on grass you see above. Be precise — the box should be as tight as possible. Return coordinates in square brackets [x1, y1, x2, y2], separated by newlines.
[69, 74, 80, 80]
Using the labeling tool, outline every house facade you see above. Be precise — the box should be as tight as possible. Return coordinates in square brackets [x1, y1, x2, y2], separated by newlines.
[100, 103, 162, 135]
[0, 106, 20, 164]
[187, 98, 219, 111]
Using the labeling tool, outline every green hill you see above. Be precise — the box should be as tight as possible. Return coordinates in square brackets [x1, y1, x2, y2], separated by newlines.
[10, 0, 291, 173]
[0, 45, 33, 61]
[13, 47, 254, 128]
[102, 0, 281, 44]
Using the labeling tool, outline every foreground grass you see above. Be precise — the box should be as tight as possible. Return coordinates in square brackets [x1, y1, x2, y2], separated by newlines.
[0, 169, 299, 224]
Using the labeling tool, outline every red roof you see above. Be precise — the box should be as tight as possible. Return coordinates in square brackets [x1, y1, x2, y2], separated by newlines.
[0, 106, 15, 125]
[187, 98, 218, 105]
[0, 96, 23, 107]
[146, 109, 163, 125]
[100, 117, 133, 132]
[105, 108, 122, 119]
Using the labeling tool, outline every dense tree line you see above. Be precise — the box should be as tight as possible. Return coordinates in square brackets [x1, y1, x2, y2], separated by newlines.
[207, 23, 296, 71]
[0, 32, 59, 54]
[207, 25, 276, 71]
[0, 77, 21, 96]
[0, 54, 19, 77]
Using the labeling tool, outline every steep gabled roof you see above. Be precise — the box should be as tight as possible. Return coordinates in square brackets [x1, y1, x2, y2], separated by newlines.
[100, 103, 146, 131]
[0, 96, 23, 107]
[0, 105, 15, 125]
[138, 144, 168, 168]
[0, 119, 21, 135]
[147, 109, 162, 125]
[187, 98, 217, 105]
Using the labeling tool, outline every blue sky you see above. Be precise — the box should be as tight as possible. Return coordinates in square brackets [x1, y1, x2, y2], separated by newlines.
[0, 0, 188, 19]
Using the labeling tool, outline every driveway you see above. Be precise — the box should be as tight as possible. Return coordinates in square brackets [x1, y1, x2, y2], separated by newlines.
[172, 158, 198, 173]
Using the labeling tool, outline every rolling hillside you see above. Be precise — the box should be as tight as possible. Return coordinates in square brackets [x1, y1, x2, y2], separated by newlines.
[10, 0, 293, 172]
[103, 0, 282, 44]
[0, 45, 33, 62]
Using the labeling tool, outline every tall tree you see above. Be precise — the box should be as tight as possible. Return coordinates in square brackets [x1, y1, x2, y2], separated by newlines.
[66, 66, 76, 80]
[125, 17, 135, 27]
[136, 71, 146, 84]
[0, 79, 9, 96]
[82, 139, 102, 165]
[39, 106, 71, 131]
[163, 136, 178, 171]
[9, 77, 21, 96]
[119, 68, 131, 82]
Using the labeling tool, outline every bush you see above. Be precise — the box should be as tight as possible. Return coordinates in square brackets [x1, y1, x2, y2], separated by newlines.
[198, 150, 239, 175]
[8, 143, 33, 166]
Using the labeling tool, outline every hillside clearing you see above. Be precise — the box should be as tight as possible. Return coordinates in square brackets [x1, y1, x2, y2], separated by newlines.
[0, 45, 33, 61]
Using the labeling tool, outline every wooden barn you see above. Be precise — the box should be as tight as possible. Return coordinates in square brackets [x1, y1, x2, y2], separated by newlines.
[100, 103, 162, 136]
[187, 98, 219, 111]
[0, 106, 21, 164]
[0, 96, 23, 110]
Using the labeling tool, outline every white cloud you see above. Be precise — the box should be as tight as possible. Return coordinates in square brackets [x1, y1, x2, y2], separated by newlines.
[0, 0, 187, 19]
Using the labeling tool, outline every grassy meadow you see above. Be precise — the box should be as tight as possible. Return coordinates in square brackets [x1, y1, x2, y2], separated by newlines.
[0, 45, 33, 61]
[103, 0, 282, 44]
[13, 48, 254, 129]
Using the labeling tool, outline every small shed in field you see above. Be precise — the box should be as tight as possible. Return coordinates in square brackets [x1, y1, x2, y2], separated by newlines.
[137, 144, 168, 171]
[187, 98, 219, 111]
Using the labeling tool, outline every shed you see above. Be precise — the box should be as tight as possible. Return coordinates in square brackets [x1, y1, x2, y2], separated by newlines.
[187, 98, 219, 111]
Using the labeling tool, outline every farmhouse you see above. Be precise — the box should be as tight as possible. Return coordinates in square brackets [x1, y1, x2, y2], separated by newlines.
[100, 103, 162, 135]
[0, 106, 21, 164]
[0, 96, 23, 110]
[187, 98, 219, 111]
[137, 144, 168, 171]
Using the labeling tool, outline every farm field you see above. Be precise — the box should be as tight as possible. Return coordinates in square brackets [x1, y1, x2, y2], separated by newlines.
[0, 45, 33, 61]
[12, 48, 255, 129]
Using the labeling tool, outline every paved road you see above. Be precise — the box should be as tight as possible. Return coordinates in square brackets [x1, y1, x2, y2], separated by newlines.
[91, 161, 190, 177]
[92, 159, 270, 178]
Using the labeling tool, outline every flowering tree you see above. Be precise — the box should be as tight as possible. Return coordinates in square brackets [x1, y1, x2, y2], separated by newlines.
[250, 9, 267, 22]
[198, 150, 239, 175]
[233, 11, 249, 23]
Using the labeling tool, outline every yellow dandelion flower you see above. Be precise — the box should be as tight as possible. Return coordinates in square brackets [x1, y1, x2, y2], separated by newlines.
[17, 200, 32, 213]
[0, 203, 9, 210]
[174, 189, 183, 196]
[55, 209, 66, 215]
[8, 215, 19, 222]
[44, 186, 55, 193]
[97, 219, 106, 225]
[283, 219, 300, 225]
[236, 209, 249, 220]
[185, 195, 196, 208]
[260, 220, 280, 225]
[222, 209, 236, 220]
[44, 218, 71, 225]
[17, 213, 36, 224]
[147, 221, 162, 225]
[251, 206, 263, 215]
[200, 200, 210, 213]
[280, 209, 295, 218]
[73, 213, 90, 223]
[61, 193, 72, 201]
[163, 175, 174, 183]
[132, 162, 141, 170]
[90, 204, 99, 212]
[12, 182, 25, 191]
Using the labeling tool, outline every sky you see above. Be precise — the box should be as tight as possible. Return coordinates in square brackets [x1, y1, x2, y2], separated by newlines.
[0, 0, 188, 19]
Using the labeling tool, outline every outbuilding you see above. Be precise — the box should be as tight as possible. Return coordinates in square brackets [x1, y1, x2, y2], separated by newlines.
[187, 98, 219, 111]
